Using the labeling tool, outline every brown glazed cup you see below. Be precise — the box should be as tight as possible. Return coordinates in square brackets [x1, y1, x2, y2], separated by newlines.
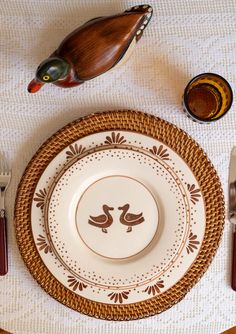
[183, 73, 233, 123]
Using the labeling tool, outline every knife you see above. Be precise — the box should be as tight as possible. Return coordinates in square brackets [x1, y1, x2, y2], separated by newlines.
[229, 147, 236, 291]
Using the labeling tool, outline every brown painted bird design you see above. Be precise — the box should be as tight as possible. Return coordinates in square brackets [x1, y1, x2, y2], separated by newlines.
[118, 204, 144, 232]
[28, 4, 153, 93]
[88, 205, 114, 233]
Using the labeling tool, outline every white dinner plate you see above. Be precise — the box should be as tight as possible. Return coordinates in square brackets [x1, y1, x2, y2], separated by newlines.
[32, 131, 205, 305]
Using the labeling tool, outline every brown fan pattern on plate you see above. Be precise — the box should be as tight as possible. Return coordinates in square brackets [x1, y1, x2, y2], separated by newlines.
[104, 132, 126, 145]
[149, 145, 170, 161]
[187, 184, 201, 204]
[33, 188, 47, 210]
[108, 291, 129, 303]
[186, 232, 200, 254]
[144, 280, 164, 296]
[67, 275, 87, 292]
[36, 235, 52, 254]
[66, 144, 86, 160]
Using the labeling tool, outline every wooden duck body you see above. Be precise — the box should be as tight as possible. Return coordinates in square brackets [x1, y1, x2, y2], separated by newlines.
[28, 5, 153, 92]
[56, 8, 151, 82]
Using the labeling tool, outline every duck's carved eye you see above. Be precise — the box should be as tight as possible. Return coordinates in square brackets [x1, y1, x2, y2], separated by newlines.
[43, 75, 50, 81]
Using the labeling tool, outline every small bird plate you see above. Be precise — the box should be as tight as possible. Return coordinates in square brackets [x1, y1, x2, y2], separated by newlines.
[15, 110, 224, 320]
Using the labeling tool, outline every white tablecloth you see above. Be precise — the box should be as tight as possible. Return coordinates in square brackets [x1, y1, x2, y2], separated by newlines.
[1, 0, 236, 333]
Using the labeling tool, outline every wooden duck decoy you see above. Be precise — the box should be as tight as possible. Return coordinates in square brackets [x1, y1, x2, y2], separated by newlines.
[28, 4, 153, 93]
[88, 205, 114, 233]
[118, 204, 144, 232]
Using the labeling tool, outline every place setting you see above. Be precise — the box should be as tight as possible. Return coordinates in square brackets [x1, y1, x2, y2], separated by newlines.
[1, 2, 234, 325]
[13, 108, 225, 320]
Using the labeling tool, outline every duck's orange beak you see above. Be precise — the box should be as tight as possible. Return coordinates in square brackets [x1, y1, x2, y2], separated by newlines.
[28, 78, 45, 93]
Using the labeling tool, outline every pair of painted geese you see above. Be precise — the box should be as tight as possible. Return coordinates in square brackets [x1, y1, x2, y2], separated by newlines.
[28, 4, 153, 92]
[88, 204, 145, 233]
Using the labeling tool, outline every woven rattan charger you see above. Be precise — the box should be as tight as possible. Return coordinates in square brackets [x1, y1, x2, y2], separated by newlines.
[14, 110, 225, 320]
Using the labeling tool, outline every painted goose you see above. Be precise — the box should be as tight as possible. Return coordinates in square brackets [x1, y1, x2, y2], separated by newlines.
[118, 204, 144, 232]
[28, 4, 153, 93]
[88, 205, 114, 233]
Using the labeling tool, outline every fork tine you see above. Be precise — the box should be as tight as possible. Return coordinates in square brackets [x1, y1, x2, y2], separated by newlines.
[0, 155, 4, 174]
[6, 159, 10, 175]
[3, 156, 6, 175]
[4, 156, 9, 175]
[0, 154, 9, 175]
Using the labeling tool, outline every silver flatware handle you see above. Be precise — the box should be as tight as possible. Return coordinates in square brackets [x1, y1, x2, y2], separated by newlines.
[232, 231, 236, 291]
[0, 209, 8, 275]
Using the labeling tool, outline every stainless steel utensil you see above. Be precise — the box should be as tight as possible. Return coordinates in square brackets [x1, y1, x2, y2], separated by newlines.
[0, 154, 11, 275]
[228, 147, 236, 291]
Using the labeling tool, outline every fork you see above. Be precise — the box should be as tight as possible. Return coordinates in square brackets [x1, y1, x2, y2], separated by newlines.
[0, 154, 11, 275]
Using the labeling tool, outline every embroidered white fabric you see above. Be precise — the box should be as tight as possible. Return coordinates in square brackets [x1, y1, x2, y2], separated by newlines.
[0, 0, 236, 333]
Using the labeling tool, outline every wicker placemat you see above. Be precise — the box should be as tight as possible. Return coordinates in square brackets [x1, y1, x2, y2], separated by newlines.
[14, 110, 225, 320]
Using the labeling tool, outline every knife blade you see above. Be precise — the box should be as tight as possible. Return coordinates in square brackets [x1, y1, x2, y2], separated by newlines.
[229, 147, 236, 291]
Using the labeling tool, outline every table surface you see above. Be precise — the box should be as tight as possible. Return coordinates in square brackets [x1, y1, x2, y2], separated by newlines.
[1, 0, 236, 333]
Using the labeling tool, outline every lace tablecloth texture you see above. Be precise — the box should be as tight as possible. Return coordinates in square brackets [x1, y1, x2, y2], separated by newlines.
[1, 0, 236, 333]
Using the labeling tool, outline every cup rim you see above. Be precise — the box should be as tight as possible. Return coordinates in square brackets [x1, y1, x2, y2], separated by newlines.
[183, 72, 233, 123]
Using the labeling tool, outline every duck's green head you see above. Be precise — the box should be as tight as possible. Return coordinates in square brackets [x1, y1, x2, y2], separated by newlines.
[36, 57, 69, 83]
[28, 57, 69, 93]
